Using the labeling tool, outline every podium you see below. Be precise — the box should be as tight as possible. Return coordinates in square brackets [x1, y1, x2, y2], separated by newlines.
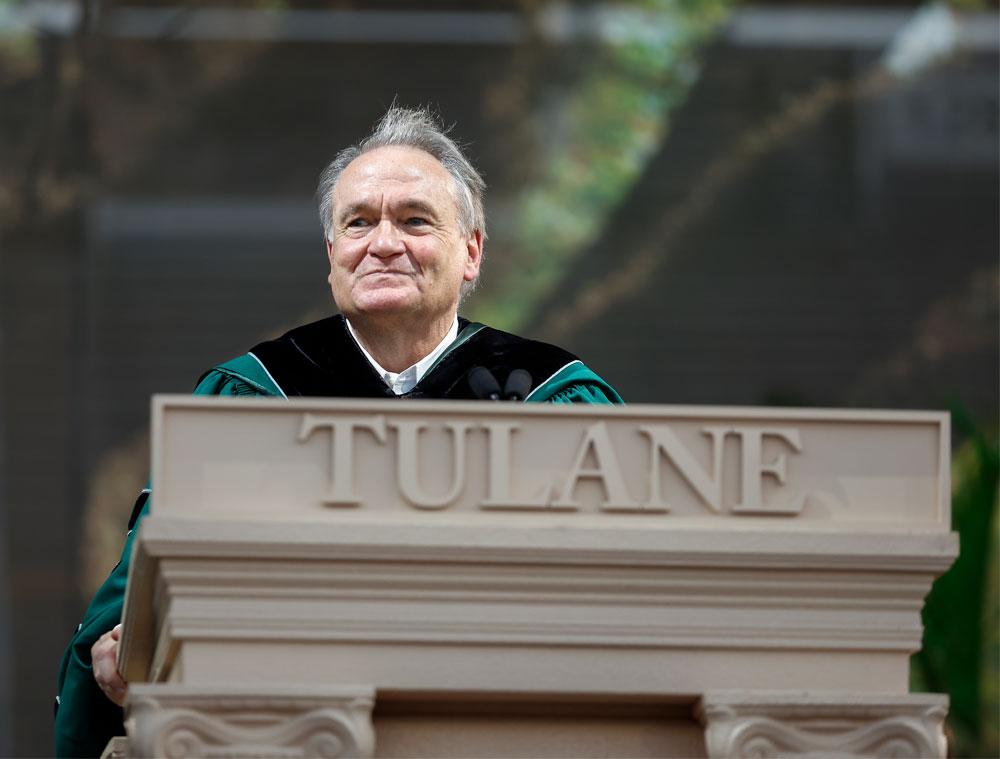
[113, 397, 956, 758]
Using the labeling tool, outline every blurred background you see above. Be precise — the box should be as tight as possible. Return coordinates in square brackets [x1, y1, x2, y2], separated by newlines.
[0, 0, 997, 755]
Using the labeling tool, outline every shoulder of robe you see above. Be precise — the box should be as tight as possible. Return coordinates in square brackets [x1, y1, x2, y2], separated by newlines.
[429, 321, 623, 404]
[196, 354, 285, 397]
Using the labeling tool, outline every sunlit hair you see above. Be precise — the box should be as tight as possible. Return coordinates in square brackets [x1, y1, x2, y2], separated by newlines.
[316, 105, 487, 248]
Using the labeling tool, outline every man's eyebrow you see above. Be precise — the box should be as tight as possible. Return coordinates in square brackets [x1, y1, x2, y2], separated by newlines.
[395, 199, 439, 218]
[337, 201, 373, 224]
[336, 199, 440, 224]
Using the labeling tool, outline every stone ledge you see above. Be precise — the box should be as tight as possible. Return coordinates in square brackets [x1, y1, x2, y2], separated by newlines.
[122, 684, 376, 759]
[696, 691, 948, 758]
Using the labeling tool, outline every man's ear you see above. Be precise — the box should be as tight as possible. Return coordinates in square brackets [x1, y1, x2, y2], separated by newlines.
[463, 230, 484, 282]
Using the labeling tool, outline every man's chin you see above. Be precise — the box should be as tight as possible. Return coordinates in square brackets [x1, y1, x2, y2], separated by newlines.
[350, 291, 420, 318]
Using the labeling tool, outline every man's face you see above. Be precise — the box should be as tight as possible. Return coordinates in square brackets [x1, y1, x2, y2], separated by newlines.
[326, 145, 482, 324]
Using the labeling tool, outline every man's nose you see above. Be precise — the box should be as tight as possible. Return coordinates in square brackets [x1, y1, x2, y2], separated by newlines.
[368, 220, 406, 256]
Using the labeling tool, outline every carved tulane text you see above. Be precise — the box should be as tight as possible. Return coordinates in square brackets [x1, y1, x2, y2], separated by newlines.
[298, 414, 387, 507]
[641, 425, 728, 513]
[394, 420, 473, 509]
[552, 422, 637, 511]
[479, 421, 553, 510]
[296, 415, 807, 516]
[732, 427, 803, 515]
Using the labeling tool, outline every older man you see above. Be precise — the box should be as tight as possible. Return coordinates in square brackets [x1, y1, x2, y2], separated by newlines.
[54, 106, 621, 757]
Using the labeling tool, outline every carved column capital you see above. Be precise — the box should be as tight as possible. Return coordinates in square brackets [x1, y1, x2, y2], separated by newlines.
[696, 691, 948, 758]
[125, 684, 375, 759]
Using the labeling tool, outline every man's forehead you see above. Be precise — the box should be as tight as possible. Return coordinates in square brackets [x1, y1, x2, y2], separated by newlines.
[342, 146, 447, 184]
[333, 145, 458, 209]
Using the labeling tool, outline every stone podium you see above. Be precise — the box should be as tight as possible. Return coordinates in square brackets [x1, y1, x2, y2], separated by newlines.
[113, 397, 956, 758]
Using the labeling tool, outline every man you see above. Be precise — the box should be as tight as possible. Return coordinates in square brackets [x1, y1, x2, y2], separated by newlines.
[55, 106, 621, 757]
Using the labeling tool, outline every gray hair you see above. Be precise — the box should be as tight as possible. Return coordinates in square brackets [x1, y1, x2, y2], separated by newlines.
[317, 106, 486, 245]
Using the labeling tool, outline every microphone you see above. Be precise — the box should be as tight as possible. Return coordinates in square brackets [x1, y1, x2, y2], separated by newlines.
[503, 369, 532, 401]
[468, 366, 502, 400]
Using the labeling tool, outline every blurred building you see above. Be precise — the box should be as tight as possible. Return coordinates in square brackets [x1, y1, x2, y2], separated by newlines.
[0, 1, 996, 755]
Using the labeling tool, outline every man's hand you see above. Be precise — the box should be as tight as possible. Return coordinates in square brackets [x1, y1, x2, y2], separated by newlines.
[91, 623, 128, 706]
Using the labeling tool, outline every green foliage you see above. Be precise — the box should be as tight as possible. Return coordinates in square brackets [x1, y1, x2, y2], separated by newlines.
[469, 0, 735, 330]
[912, 409, 999, 756]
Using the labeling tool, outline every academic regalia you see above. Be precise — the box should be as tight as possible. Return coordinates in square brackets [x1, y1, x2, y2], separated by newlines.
[54, 315, 621, 757]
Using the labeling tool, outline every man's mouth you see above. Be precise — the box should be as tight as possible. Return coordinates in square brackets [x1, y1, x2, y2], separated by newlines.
[363, 270, 411, 278]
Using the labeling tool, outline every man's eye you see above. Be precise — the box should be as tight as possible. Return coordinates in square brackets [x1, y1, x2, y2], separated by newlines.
[347, 218, 369, 228]
[406, 217, 429, 227]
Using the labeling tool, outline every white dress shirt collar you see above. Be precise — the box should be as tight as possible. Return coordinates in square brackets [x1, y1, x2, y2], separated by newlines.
[345, 317, 459, 395]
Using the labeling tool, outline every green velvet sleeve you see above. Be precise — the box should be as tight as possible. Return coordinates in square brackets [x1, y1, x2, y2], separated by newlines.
[544, 383, 620, 404]
[525, 360, 623, 405]
[54, 371, 263, 757]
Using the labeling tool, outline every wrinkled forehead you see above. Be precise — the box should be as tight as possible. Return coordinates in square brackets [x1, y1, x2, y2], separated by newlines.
[333, 145, 460, 212]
